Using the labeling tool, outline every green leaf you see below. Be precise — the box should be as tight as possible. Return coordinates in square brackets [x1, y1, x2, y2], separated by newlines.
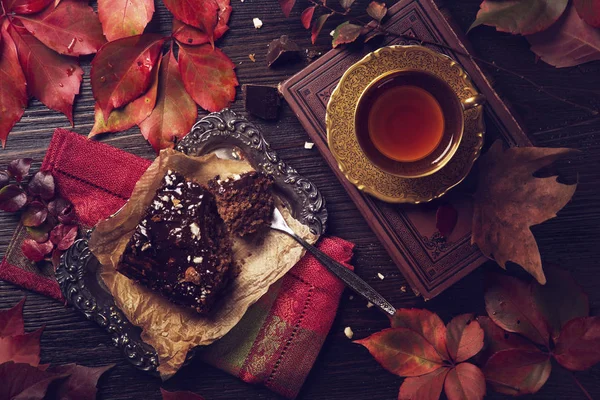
[332, 22, 362, 48]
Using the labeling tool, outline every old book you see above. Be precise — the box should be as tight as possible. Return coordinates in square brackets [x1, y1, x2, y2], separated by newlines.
[280, 0, 531, 299]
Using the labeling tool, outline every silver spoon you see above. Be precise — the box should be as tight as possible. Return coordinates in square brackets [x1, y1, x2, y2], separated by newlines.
[271, 208, 397, 316]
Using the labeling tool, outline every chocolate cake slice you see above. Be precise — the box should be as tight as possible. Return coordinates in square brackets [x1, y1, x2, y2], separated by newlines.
[208, 171, 275, 237]
[118, 170, 232, 315]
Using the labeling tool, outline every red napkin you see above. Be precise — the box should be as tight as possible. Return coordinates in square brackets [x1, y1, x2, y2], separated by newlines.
[0, 128, 354, 399]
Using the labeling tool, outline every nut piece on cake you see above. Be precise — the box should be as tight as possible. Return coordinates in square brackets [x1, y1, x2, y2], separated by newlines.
[207, 171, 275, 237]
[118, 170, 232, 315]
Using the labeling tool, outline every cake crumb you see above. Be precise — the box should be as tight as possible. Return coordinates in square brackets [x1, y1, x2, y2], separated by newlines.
[349, 295, 354, 300]
[400, 285, 407, 293]
[366, 302, 374, 308]
[304, 141, 314, 149]
[377, 272, 385, 280]
[248, 53, 256, 62]
[344, 326, 354, 339]
[253, 18, 263, 29]
[330, 30, 335, 37]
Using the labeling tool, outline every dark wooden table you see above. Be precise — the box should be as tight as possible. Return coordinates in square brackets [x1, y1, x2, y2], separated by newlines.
[1, 1, 599, 399]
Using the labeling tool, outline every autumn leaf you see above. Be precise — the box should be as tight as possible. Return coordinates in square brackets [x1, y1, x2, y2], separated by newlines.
[300, 6, 316, 29]
[50, 224, 78, 250]
[98, 0, 155, 41]
[27, 224, 52, 243]
[172, 0, 232, 46]
[50, 363, 115, 400]
[398, 367, 449, 400]
[0, 298, 25, 337]
[2, 0, 53, 14]
[178, 43, 238, 112]
[91, 34, 165, 120]
[21, 201, 48, 227]
[161, 388, 206, 400]
[0, 184, 27, 212]
[476, 316, 537, 362]
[436, 204, 458, 238]
[0, 171, 9, 189]
[28, 171, 55, 200]
[138, 50, 197, 152]
[332, 22, 362, 48]
[471, 140, 577, 284]
[48, 197, 76, 224]
[0, 362, 69, 400]
[574, 0, 600, 28]
[8, 158, 32, 182]
[527, 6, 600, 68]
[21, 238, 54, 261]
[8, 24, 83, 125]
[469, 0, 569, 35]
[162, 0, 218, 46]
[446, 314, 484, 363]
[339, 0, 356, 9]
[278, 0, 296, 17]
[0, 326, 44, 366]
[311, 13, 332, 44]
[484, 273, 550, 346]
[554, 316, 600, 371]
[367, 1, 387, 23]
[390, 308, 449, 360]
[90, 54, 161, 137]
[444, 363, 486, 400]
[484, 348, 551, 395]
[355, 327, 444, 376]
[16, 0, 105, 56]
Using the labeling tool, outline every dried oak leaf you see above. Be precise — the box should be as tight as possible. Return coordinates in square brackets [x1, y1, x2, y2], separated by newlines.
[91, 34, 165, 120]
[28, 171, 55, 200]
[8, 24, 83, 125]
[527, 6, 600, 68]
[554, 316, 600, 371]
[0, 361, 69, 400]
[98, 0, 155, 41]
[3, 0, 54, 14]
[162, 0, 218, 46]
[471, 140, 577, 284]
[483, 348, 551, 395]
[332, 22, 362, 48]
[367, 1, 387, 23]
[8, 158, 32, 182]
[178, 43, 238, 112]
[172, 0, 231, 46]
[0, 297, 26, 337]
[311, 13, 332, 44]
[574, 0, 600, 27]
[0, 184, 27, 212]
[21, 201, 48, 227]
[300, 6, 316, 29]
[469, 0, 569, 35]
[0, 326, 44, 366]
[138, 50, 197, 153]
[436, 203, 458, 238]
[89, 54, 161, 137]
[22, 238, 54, 261]
[278, 0, 296, 17]
[16, 0, 105, 56]
[50, 363, 115, 400]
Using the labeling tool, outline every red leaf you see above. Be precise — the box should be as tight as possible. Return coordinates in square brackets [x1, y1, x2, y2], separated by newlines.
[444, 363, 486, 400]
[8, 24, 83, 125]
[0, 184, 27, 212]
[50, 224, 78, 250]
[446, 314, 484, 362]
[483, 348, 551, 395]
[16, 0, 105, 56]
[390, 308, 449, 360]
[47, 197, 76, 224]
[0, 22, 27, 147]
[527, 6, 600, 68]
[178, 43, 237, 112]
[162, 0, 218, 46]
[436, 204, 458, 238]
[469, 0, 569, 35]
[398, 367, 449, 400]
[0, 171, 9, 189]
[355, 327, 444, 377]
[91, 34, 165, 119]
[311, 13, 332, 44]
[27, 224, 53, 243]
[554, 316, 600, 371]
[21, 201, 48, 227]
[278, 0, 295, 17]
[161, 388, 205, 400]
[484, 273, 550, 346]
[138, 50, 197, 153]
[8, 158, 32, 182]
[90, 54, 161, 137]
[300, 6, 316, 29]
[50, 363, 115, 400]
[0, 297, 25, 337]
[172, 0, 231, 45]
[21, 239, 54, 261]
[0, 361, 69, 400]
[574, 0, 600, 27]
[28, 171, 55, 200]
[0, 326, 44, 366]
[532, 265, 589, 341]
[332, 22, 362, 48]
[476, 316, 537, 362]
[3, 0, 53, 14]
[98, 0, 155, 41]
[367, 1, 387, 23]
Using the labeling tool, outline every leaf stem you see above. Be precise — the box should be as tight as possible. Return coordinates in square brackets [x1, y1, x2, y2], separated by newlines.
[567, 369, 593, 400]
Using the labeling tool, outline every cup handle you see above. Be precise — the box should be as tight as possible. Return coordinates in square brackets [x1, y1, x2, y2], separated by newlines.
[461, 94, 486, 111]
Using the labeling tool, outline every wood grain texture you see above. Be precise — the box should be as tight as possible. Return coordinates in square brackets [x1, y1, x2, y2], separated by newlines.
[1, 0, 599, 399]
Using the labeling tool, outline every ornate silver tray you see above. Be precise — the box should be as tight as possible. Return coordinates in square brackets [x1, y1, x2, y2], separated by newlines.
[56, 109, 327, 373]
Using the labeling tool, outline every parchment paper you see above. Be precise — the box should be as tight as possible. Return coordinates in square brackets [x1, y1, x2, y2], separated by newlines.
[89, 149, 316, 378]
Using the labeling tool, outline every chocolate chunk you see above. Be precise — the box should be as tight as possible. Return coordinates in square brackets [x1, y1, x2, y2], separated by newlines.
[266, 35, 301, 67]
[243, 84, 281, 120]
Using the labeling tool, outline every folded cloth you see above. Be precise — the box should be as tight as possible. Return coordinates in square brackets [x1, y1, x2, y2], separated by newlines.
[0, 128, 354, 399]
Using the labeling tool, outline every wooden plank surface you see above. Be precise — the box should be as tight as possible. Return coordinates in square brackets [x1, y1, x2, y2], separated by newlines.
[1, 1, 599, 399]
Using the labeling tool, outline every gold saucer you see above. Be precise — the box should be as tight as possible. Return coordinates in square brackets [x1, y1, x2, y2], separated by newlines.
[326, 45, 485, 204]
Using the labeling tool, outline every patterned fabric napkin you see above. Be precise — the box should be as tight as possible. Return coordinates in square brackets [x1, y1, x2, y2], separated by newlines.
[0, 128, 353, 399]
